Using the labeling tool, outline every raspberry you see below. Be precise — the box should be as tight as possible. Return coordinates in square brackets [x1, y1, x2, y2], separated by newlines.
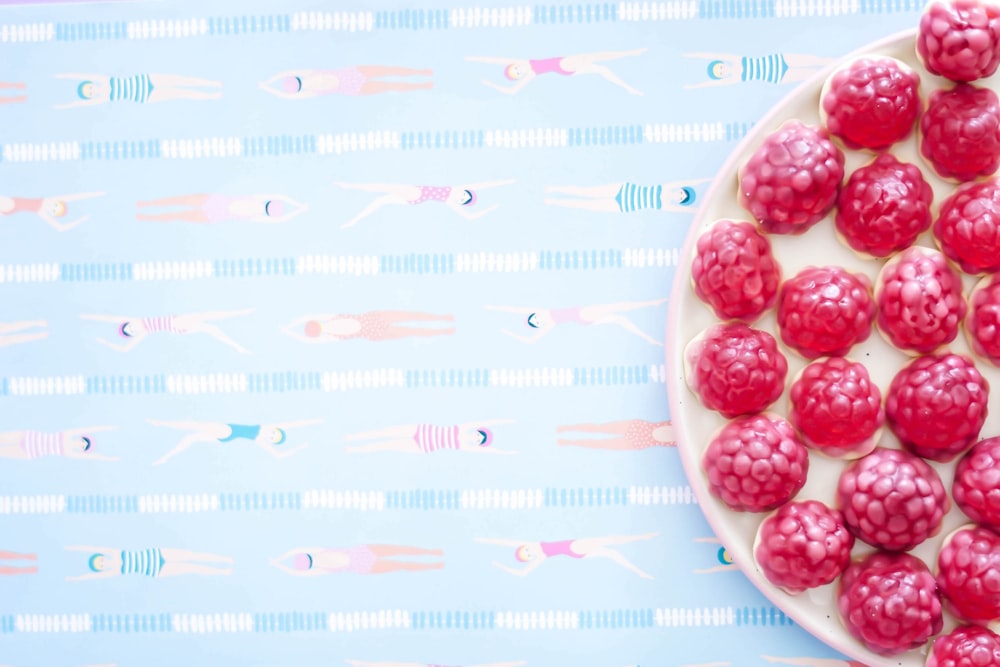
[875, 246, 967, 354]
[934, 178, 1000, 274]
[885, 352, 989, 462]
[702, 413, 809, 512]
[837, 551, 943, 656]
[691, 219, 782, 322]
[753, 499, 854, 593]
[836, 447, 950, 551]
[835, 153, 934, 258]
[954, 437, 1000, 532]
[776, 266, 875, 359]
[820, 56, 921, 150]
[966, 273, 1000, 366]
[918, 0, 1000, 82]
[685, 323, 788, 418]
[738, 120, 845, 235]
[921, 83, 1000, 182]
[937, 525, 1000, 624]
[927, 625, 1000, 667]
[788, 356, 883, 459]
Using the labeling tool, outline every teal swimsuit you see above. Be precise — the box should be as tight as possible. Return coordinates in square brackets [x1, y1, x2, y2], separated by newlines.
[615, 183, 663, 213]
[218, 424, 261, 442]
[108, 74, 154, 103]
[120, 548, 164, 577]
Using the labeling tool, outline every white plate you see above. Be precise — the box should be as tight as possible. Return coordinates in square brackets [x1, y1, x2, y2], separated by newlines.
[666, 28, 1000, 667]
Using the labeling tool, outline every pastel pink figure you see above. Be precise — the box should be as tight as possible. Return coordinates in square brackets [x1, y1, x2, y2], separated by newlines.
[80, 309, 255, 354]
[476, 533, 659, 579]
[557, 419, 674, 450]
[684, 52, 835, 88]
[335, 180, 514, 228]
[692, 537, 738, 574]
[0, 81, 27, 105]
[467, 49, 647, 96]
[65, 546, 233, 580]
[0, 550, 37, 576]
[136, 194, 308, 224]
[0, 320, 48, 347]
[0, 427, 119, 462]
[271, 545, 444, 576]
[0, 191, 105, 231]
[486, 298, 668, 346]
[259, 66, 433, 98]
[545, 179, 711, 214]
[147, 418, 324, 466]
[343, 420, 514, 454]
[761, 657, 867, 667]
[54, 73, 222, 109]
[282, 311, 456, 343]
[345, 662, 525, 667]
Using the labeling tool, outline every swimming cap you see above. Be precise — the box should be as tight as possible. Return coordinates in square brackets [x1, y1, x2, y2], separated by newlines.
[678, 186, 696, 206]
[77, 81, 95, 100]
[119, 322, 133, 338]
[282, 76, 303, 94]
[88, 553, 104, 572]
[707, 60, 726, 80]
[303, 320, 323, 338]
[81, 436, 93, 452]
[717, 546, 733, 565]
[264, 200, 286, 218]
[273, 428, 287, 446]
[293, 553, 313, 571]
[462, 189, 477, 206]
[514, 545, 532, 562]
[478, 428, 493, 447]
[526, 313, 540, 329]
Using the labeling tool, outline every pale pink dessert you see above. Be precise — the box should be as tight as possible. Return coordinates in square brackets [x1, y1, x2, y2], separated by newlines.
[965, 273, 1000, 366]
[926, 625, 1000, 667]
[934, 178, 1000, 274]
[918, 0, 1000, 82]
[921, 83, 1000, 181]
[953, 437, 1000, 532]
[776, 266, 875, 359]
[936, 524, 1000, 624]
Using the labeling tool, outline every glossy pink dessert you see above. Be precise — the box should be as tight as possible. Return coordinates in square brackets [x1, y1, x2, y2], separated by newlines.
[966, 273, 1000, 366]
[953, 437, 1000, 532]
[776, 266, 875, 359]
[934, 178, 1000, 274]
[936, 524, 1000, 624]
[921, 83, 1000, 181]
[918, 0, 1000, 82]
[927, 625, 1000, 667]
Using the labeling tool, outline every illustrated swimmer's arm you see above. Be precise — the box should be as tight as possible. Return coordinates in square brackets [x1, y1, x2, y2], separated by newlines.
[65, 545, 116, 552]
[260, 442, 309, 459]
[480, 78, 531, 94]
[340, 195, 399, 229]
[59, 191, 107, 202]
[491, 560, 541, 576]
[461, 180, 516, 190]
[459, 419, 514, 428]
[95, 337, 143, 352]
[465, 56, 519, 65]
[80, 314, 132, 324]
[474, 538, 523, 547]
[270, 560, 324, 576]
[66, 571, 117, 581]
[500, 328, 550, 344]
[252, 195, 308, 223]
[65, 426, 117, 437]
[484, 305, 533, 315]
[39, 212, 88, 231]
[332, 182, 399, 192]
[449, 201, 499, 221]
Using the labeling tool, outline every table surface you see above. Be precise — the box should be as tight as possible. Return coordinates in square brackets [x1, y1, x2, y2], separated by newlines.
[0, 1, 922, 665]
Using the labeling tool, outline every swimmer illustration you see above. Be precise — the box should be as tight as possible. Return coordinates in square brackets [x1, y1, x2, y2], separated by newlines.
[0, 81, 27, 105]
[0, 427, 119, 462]
[282, 311, 456, 343]
[65, 546, 233, 580]
[544, 179, 712, 214]
[334, 180, 514, 228]
[467, 49, 647, 96]
[684, 52, 835, 88]
[346, 662, 525, 667]
[692, 537, 737, 574]
[0, 550, 37, 576]
[259, 66, 433, 98]
[136, 193, 308, 224]
[486, 299, 668, 346]
[476, 533, 659, 580]
[1, 191, 105, 231]
[556, 419, 674, 450]
[271, 545, 444, 575]
[761, 657, 866, 667]
[0, 320, 48, 348]
[54, 73, 222, 108]
[147, 418, 324, 466]
[80, 309, 254, 354]
[343, 420, 514, 454]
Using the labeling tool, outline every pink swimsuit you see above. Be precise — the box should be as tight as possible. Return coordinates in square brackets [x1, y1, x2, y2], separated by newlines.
[317, 546, 377, 574]
[540, 540, 584, 559]
[324, 312, 394, 341]
[626, 420, 673, 449]
[550, 307, 588, 325]
[141, 316, 185, 334]
[20, 431, 64, 459]
[407, 186, 452, 205]
[2, 197, 42, 215]
[412, 424, 461, 453]
[529, 57, 573, 76]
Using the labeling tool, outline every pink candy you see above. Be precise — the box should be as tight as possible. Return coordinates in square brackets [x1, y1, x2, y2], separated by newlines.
[918, 0, 1000, 82]
[966, 273, 1000, 365]
[934, 178, 1000, 274]
[777, 266, 875, 359]
[927, 625, 1000, 667]
[953, 437, 1000, 532]
[921, 83, 1000, 181]
[937, 525, 1000, 623]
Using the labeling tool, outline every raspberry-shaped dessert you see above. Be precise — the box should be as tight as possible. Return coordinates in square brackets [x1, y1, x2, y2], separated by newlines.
[875, 246, 967, 354]
[820, 56, 921, 151]
[927, 625, 1000, 667]
[937, 524, 1000, 624]
[954, 437, 1000, 532]
[885, 352, 989, 462]
[918, 0, 1000, 82]
[837, 551, 943, 656]
[966, 273, 1000, 366]
[835, 153, 934, 258]
[934, 178, 1000, 274]
[921, 83, 1000, 181]
[702, 413, 809, 512]
[738, 120, 845, 235]
[753, 500, 854, 593]
[777, 266, 875, 359]
[788, 356, 883, 459]
[685, 323, 788, 418]
[691, 220, 782, 322]
[837, 447, 950, 551]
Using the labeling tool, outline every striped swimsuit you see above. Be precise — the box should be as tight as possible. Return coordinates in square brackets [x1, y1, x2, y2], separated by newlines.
[615, 183, 663, 213]
[120, 548, 164, 577]
[140, 316, 185, 334]
[740, 54, 789, 84]
[412, 424, 461, 453]
[108, 74, 155, 103]
[20, 431, 64, 459]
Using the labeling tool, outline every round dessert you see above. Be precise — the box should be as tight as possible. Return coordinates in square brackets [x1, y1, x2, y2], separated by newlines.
[885, 352, 989, 463]
[926, 625, 1000, 667]
[917, 0, 1000, 82]
[835, 153, 934, 259]
[936, 524, 1000, 624]
[837, 551, 943, 656]
[836, 447, 950, 551]
[934, 178, 1000, 274]
[820, 56, 921, 151]
[776, 266, 875, 359]
[965, 272, 1000, 366]
[875, 245, 967, 354]
[753, 499, 854, 594]
[920, 83, 1000, 181]
[787, 356, 883, 459]
[953, 436, 1000, 532]
[738, 119, 846, 235]
[684, 322, 788, 418]
[690, 219, 782, 322]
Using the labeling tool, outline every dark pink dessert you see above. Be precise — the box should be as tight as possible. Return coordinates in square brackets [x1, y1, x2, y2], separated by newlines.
[837, 447, 950, 551]
[702, 413, 809, 512]
[835, 153, 934, 259]
[821, 56, 921, 150]
[753, 499, 854, 593]
[885, 352, 989, 463]
[927, 625, 1000, 667]
[685, 322, 788, 418]
[954, 437, 1000, 532]
[788, 356, 883, 459]
[937, 524, 1000, 624]
[691, 219, 782, 322]
[776, 266, 875, 359]
[875, 246, 967, 354]
[934, 178, 1000, 274]
[837, 551, 943, 656]
[966, 273, 1000, 366]
[738, 120, 845, 235]
[918, 0, 1000, 82]
[921, 83, 1000, 181]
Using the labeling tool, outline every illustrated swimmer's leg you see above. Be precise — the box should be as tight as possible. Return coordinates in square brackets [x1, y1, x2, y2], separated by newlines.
[544, 184, 620, 197]
[557, 421, 630, 434]
[149, 74, 223, 88]
[0, 95, 27, 105]
[543, 198, 621, 213]
[195, 308, 255, 321]
[367, 544, 443, 557]
[158, 562, 232, 576]
[592, 549, 654, 579]
[382, 311, 455, 323]
[586, 65, 643, 95]
[0, 320, 45, 334]
[597, 315, 663, 345]
[601, 298, 670, 313]
[153, 434, 212, 466]
[147, 420, 215, 431]
[356, 66, 433, 77]
[160, 548, 234, 564]
[557, 437, 634, 449]
[0, 82, 26, 89]
[195, 324, 250, 355]
[360, 81, 434, 94]
[344, 425, 415, 441]
[783, 54, 836, 67]
[382, 325, 456, 339]
[593, 532, 659, 546]
[0, 564, 37, 575]
[588, 49, 649, 62]
[136, 209, 210, 223]
[0, 443, 27, 459]
[345, 438, 420, 453]
[369, 560, 444, 573]
[0, 332, 48, 347]
[149, 88, 223, 102]
[0, 550, 36, 560]
[341, 195, 402, 229]
[137, 194, 210, 208]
